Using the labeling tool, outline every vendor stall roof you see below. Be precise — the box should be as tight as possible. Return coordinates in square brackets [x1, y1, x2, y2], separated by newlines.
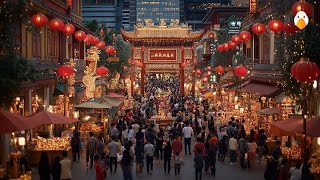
[28, 111, 78, 126]
[75, 101, 112, 109]
[258, 107, 281, 115]
[0, 111, 31, 133]
[107, 92, 125, 99]
[241, 82, 280, 96]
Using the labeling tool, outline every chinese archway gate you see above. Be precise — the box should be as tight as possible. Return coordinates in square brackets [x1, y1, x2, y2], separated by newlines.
[121, 19, 203, 96]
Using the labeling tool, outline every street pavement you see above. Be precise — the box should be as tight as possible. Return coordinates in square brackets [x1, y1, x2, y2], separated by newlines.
[32, 141, 266, 180]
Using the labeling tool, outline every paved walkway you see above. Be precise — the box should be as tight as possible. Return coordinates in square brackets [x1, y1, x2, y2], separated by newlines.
[32, 142, 266, 180]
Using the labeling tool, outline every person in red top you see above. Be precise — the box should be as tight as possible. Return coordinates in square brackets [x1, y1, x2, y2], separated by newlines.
[94, 155, 107, 180]
[171, 136, 183, 160]
[194, 137, 205, 156]
[210, 135, 218, 146]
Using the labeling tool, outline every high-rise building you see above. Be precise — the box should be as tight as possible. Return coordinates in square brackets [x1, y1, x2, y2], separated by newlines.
[136, 0, 180, 25]
[181, 0, 232, 30]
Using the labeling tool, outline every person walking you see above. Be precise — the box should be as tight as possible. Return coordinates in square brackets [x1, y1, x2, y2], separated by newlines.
[121, 142, 134, 180]
[38, 152, 50, 180]
[247, 137, 258, 168]
[174, 153, 182, 175]
[51, 156, 61, 180]
[108, 135, 119, 174]
[182, 122, 193, 155]
[94, 155, 107, 180]
[228, 134, 238, 165]
[134, 138, 144, 175]
[87, 131, 97, 168]
[144, 139, 155, 175]
[194, 148, 204, 180]
[171, 136, 183, 161]
[208, 143, 218, 177]
[239, 137, 248, 169]
[71, 132, 81, 162]
[155, 129, 164, 163]
[60, 151, 72, 180]
[194, 137, 205, 156]
[203, 141, 209, 174]
[163, 140, 172, 174]
[218, 135, 227, 162]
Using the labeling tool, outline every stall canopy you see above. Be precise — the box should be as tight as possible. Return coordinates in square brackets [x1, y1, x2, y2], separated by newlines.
[241, 82, 280, 96]
[204, 92, 214, 98]
[28, 111, 78, 126]
[258, 107, 281, 115]
[75, 101, 111, 109]
[270, 117, 320, 137]
[107, 92, 125, 99]
[0, 111, 32, 133]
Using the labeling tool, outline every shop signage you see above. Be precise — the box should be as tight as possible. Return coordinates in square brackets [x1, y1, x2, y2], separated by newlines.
[149, 49, 177, 61]
[249, 0, 257, 14]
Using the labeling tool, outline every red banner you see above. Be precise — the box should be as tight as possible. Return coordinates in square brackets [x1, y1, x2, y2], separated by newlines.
[149, 50, 177, 61]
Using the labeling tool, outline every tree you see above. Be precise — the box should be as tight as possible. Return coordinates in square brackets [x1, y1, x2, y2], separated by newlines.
[83, 20, 99, 34]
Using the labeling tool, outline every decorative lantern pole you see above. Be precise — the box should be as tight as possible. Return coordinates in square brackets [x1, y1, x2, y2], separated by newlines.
[57, 65, 74, 116]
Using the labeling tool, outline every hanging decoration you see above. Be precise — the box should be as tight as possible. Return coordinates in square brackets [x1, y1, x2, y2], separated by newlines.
[48, 19, 64, 31]
[290, 58, 319, 83]
[294, 11, 309, 30]
[268, 20, 284, 32]
[181, 63, 187, 68]
[215, 66, 224, 74]
[74, 30, 86, 42]
[57, 65, 74, 77]
[217, 45, 224, 52]
[96, 66, 109, 76]
[31, 13, 48, 27]
[252, 23, 266, 35]
[239, 31, 251, 41]
[233, 65, 248, 77]
[105, 46, 116, 55]
[292, 1, 314, 17]
[196, 69, 201, 75]
[85, 35, 94, 44]
[62, 23, 75, 35]
[95, 41, 106, 49]
[91, 37, 100, 46]
[207, 66, 211, 70]
[223, 43, 229, 51]
[228, 41, 236, 49]
[284, 23, 298, 34]
[231, 35, 241, 44]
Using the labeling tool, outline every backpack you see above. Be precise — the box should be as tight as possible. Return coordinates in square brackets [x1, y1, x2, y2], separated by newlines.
[87, 138, 96, 154]
[121, 149, 133, 167]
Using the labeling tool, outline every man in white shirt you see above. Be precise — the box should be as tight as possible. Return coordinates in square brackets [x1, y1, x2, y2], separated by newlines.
[228, 134, 238, 165]
[60, 151, 72, 180]
[182, 122, 193, 155]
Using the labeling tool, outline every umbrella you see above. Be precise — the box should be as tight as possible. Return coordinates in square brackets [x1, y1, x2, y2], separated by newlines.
[28, 111, 78, 127]
[270, 117, 320, 137]
[107, 92, 124, 99]
[0, 111, 31, 133]
[258, 107, 281, 115]
[75, 101, 111, 109]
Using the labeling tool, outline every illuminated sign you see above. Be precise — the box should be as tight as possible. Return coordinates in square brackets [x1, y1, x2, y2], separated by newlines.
[249, 0, 257, 14]
[149, 49, 177, 61]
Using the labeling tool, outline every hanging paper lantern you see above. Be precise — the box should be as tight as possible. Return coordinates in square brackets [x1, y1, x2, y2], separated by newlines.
[48, 19, 64, 31]
[268, 20, 284, 32]
[96, 66, 109, 76]
[233, 65, 248, 77]
[57, 65, 74, 77]
[91, 37, 100, 45]
[31, 13, 48, 27]
[292, 1, 314, 17]
[196, 69, 201, 75]
[239, 31, 251, 41]
[252, 23, 266, 35]
[95, 41, 105, 49]
[231, 35, 241, 44]
[209, 32, 214, 38]
[284, 23, 298, 34]
[223, 43, 229, 51]
[291, 58, 319, 83]
[228, 41, 236, 49]
[217, 45, 224, 52]
[203, 77, 208, 82]
[208, 71, 211, 75]
[215, 66, 224, 74]
[207, 66, 211, 70]
[181, 63, 187, 68]
[62, 23, 75, 35]
[105, 46, 116, 54]
[84, 35, 94, 44]
[74, 30, 86, 42]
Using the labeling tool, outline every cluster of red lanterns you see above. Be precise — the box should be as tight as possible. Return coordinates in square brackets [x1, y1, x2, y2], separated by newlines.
[233, 65, 248, 77]
[30, 13, 111, 51]
[215, 66, 225, 74]
[57, 65, 74, 77]
[291, 58, 319, 83]
[96, 66, 109, 76]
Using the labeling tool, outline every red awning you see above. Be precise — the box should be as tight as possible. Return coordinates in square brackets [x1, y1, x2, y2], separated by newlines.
[0, 111, 31, 133]
[28, 111, 78, 127]
[258, 107, 281, 115]
[241, 82, 279, 96]
[107, 92, 124, 99]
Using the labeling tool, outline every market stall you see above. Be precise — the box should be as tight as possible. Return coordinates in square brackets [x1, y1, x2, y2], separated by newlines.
[148, 115, 174, 128]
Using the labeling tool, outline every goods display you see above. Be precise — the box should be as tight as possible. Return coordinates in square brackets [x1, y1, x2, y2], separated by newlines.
[281, 145, 301, 160]
[80, 122, 101, 133]
[27, 137, 71, 151]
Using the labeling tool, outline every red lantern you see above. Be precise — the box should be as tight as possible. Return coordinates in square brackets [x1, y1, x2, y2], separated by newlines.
[91, 37, 100, 45]
[228, 41, 236, 49]
[196, 69, 201, 75]
[208, 71, 211, 75]
[74, 30, 86, 42]
[223, 43, 229, 51]
[207, 66, 211, 70]
[292, 1, 314, 17]
[96, 66, 109, 76]
[62, 23, 75, 35]
[137, 62, 144, 68]
[84, 35, 94, 44]
[181, 63, 187, 68]
[215, 66, 224, 74]
[268, 20, 284, 32]
[233, 65, 248, 77]
[217, 45, 224, 52]
[57, 65, 74, 77]
[95, 41, 105, 49]
[231, 35, 241, 44]
[48, 19, 64, 31]
[291, 58, 319, 83]
[203, 77, 208, 82]
[252, 23, 266, 35]
[239, 31, 251, 41]
[105, 46, 116, 54]
[209, 32, 214, 38]
[186, 60, 190, 64]
[284, 23, 298, 34]
[31, 13, 48, 27]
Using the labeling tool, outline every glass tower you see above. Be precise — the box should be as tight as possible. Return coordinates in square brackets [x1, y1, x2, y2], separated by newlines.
[136, 0, 180, 25]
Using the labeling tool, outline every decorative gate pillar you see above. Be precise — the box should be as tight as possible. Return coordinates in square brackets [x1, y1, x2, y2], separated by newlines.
[191, 47, 196, 95]
[140, 46, 145, 96]
[180, 46, 185, 96]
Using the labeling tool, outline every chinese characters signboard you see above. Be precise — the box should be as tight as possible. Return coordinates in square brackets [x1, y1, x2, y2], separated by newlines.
[149, 49, 177, 61]
[250, 0, 257, 14]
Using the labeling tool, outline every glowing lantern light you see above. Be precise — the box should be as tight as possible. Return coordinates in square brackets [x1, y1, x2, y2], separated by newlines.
[268, 20, 284, 32]
[74, 30, 86, 42]
[48, 19, 64, 31]
[62, 23, 75, 35]
[31, 13, 48, 27]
